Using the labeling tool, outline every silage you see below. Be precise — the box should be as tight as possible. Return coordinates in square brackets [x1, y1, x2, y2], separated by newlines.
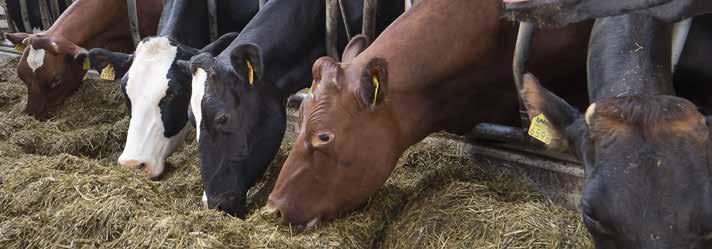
[0, 57, 591, 248]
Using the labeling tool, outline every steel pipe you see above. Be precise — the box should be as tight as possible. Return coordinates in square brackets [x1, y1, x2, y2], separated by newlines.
[512, 22, 535, 129]
[362, 0, 378, 44]
[325, 0, 339, 60]
[207, 0, 218, 41]
[671, 18, 691, 74]
[126, 0, 141, 46]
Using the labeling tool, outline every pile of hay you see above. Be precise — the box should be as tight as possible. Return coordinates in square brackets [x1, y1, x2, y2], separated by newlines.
[0, 57, 591, 248]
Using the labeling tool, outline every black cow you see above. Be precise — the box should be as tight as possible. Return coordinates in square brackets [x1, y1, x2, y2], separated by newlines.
[86, 0, 258, 178]
[504, 0, 712, 26]
[519, 14, 712, 249]
[188, 0, 404, 216]
[6, 0, 70, 33]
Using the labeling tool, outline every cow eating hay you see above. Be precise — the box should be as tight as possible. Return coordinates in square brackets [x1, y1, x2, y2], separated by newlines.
[0, 57, 590, 248]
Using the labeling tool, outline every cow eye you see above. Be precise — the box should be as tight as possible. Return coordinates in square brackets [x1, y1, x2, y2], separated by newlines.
[215, 113, 229, 125]
[311, 132, 334, 147]
[318, 133, 331, 142]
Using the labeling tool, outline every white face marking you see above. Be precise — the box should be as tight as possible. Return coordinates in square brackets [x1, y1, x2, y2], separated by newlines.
[119, 37, 188, 178]
[26, 46, 45, 73]
[191, 68, 207, 142]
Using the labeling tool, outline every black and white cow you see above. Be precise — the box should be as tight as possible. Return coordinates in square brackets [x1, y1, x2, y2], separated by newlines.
[87, 0, 258, 178]
[189, 0, 405, 216]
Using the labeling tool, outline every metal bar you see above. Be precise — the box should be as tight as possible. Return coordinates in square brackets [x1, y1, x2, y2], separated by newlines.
[207, 0, 218, 41]
[126, 0, 141, 46]
[512, 22, 535, 129]
[671, 18, 691, 74]
[39, 0, 52, 30]
[50, 0, 61, 22]
[405, 0, 412, 10]
[19, 0, 32, 32]
[362, 0, 378, 44]
[259, 0, 266, 9]
[471, 123, 532, 146]
[325, 0, 339, 60]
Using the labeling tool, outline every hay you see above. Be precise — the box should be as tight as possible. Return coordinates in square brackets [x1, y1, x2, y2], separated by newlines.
[0, 57, 591, 248]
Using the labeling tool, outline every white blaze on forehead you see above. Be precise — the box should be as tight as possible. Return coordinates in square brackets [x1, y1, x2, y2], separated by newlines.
[191, 68, 207, 142]
[26, 45, 45, 73]
[119, 36, 186, 178]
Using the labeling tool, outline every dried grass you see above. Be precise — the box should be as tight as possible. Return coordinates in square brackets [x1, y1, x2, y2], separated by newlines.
[0, 57, 592, 248]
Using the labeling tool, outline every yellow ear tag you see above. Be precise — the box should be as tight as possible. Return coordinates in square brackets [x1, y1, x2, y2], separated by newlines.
[528, 113, 553, 145]
[246, 60, 254, 86]
[15, 43, 26, 52]
[82, 57, 90, 70]
[100, 64, 116, 81]
[371, 75, 380, 107]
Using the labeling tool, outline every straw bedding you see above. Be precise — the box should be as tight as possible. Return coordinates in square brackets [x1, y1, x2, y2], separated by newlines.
[0, 57, 591, 248]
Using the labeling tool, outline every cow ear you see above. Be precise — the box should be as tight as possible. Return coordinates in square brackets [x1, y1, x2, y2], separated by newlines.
[199, 32, 239, 56]
[358, 57, 388, 110]
[6, 33, 30, 45]
[342, 35, 368, 63]
[88, 48, 133, 78]
[230, 43, 263, 87]
[520, 73, 583, 150]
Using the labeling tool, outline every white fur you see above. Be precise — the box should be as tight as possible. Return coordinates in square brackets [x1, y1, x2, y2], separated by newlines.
[585, 103, 596, 126]
[119, 37, 189, 178]
[26, 45, 45, 73]
[190, 68, 207, 142]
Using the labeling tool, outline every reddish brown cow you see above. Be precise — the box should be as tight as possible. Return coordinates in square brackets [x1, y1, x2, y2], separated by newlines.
[267, 0, 592, 226]
[6, 0, 162, 119]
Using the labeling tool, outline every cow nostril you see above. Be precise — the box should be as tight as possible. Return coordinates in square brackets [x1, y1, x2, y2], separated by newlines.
[137, 162, 145, 169]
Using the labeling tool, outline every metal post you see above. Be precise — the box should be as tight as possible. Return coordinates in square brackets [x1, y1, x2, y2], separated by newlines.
[362, 0, 378, 44]
[126, 0, 141, 46]
[259, 0, 266, 9]
[39, 0, 52, 30]
[207, 0, 218, 41]
[671, 18, 691, 74]
[19, 0, 32, 32]
[405, 0, 411, 10]
[325, 0, 339, 60]
[3, 4, 19, 34]
[50, 0, 62, 22]
[512, 22, 535, 129]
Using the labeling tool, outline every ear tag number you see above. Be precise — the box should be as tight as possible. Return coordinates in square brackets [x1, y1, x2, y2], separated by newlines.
[246, 60, 254, 86]
[100, 64, 116, 81]
[528, 113, 553, 145]
[371, 75, 380, 107]
[82, 57, 90, 70]
[15, 44, 26, 53]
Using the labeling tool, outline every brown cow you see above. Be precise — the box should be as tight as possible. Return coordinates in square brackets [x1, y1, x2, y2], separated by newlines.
[267, 0, 592, 227]
[5, 0, 163, 120]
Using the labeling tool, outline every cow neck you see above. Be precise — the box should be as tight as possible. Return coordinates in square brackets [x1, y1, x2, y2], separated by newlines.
[348, 0, 504, 148]
[587, 13, 675, 101]
[45, 0, 127, 46]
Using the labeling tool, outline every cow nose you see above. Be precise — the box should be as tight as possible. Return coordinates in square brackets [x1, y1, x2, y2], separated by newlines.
[118, 159, 147, 169]
[265, 198, 284, 220]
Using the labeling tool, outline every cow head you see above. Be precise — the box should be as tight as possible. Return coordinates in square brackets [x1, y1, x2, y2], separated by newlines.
[189, 43, 286, 216]
[88, 33, 237, 179]
[503, 0, 680, 26]
[266, 36, 402, 227]
[519, 73, 712, 249]
[6, 32, 88, 120]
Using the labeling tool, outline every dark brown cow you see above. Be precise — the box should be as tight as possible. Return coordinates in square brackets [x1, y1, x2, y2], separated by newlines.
[267, 0, 592, 227]
[5, 0, 163, 119]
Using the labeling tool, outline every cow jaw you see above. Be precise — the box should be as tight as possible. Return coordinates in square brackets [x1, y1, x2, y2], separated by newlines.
[120, 37, 185, 178]
[190, 68, 207, 142]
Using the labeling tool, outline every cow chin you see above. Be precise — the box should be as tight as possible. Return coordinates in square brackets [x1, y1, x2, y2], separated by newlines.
[119, 122, 190, 179]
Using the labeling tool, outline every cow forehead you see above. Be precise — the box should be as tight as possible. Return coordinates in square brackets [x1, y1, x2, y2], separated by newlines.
[191, 68, 208, 142]
[125, 37, 178, 105]
[26, 45, 46, 73]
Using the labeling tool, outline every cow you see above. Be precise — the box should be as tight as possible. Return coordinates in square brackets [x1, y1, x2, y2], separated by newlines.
[515, 13, 712, 248]
[503, 0, 712, 26]
[6, 0, 70, 33]
[266, 0, 593, 227]
[188, 0, 405, 216]
[5, 0, 163, 120]
[84, 0, 258, 179]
